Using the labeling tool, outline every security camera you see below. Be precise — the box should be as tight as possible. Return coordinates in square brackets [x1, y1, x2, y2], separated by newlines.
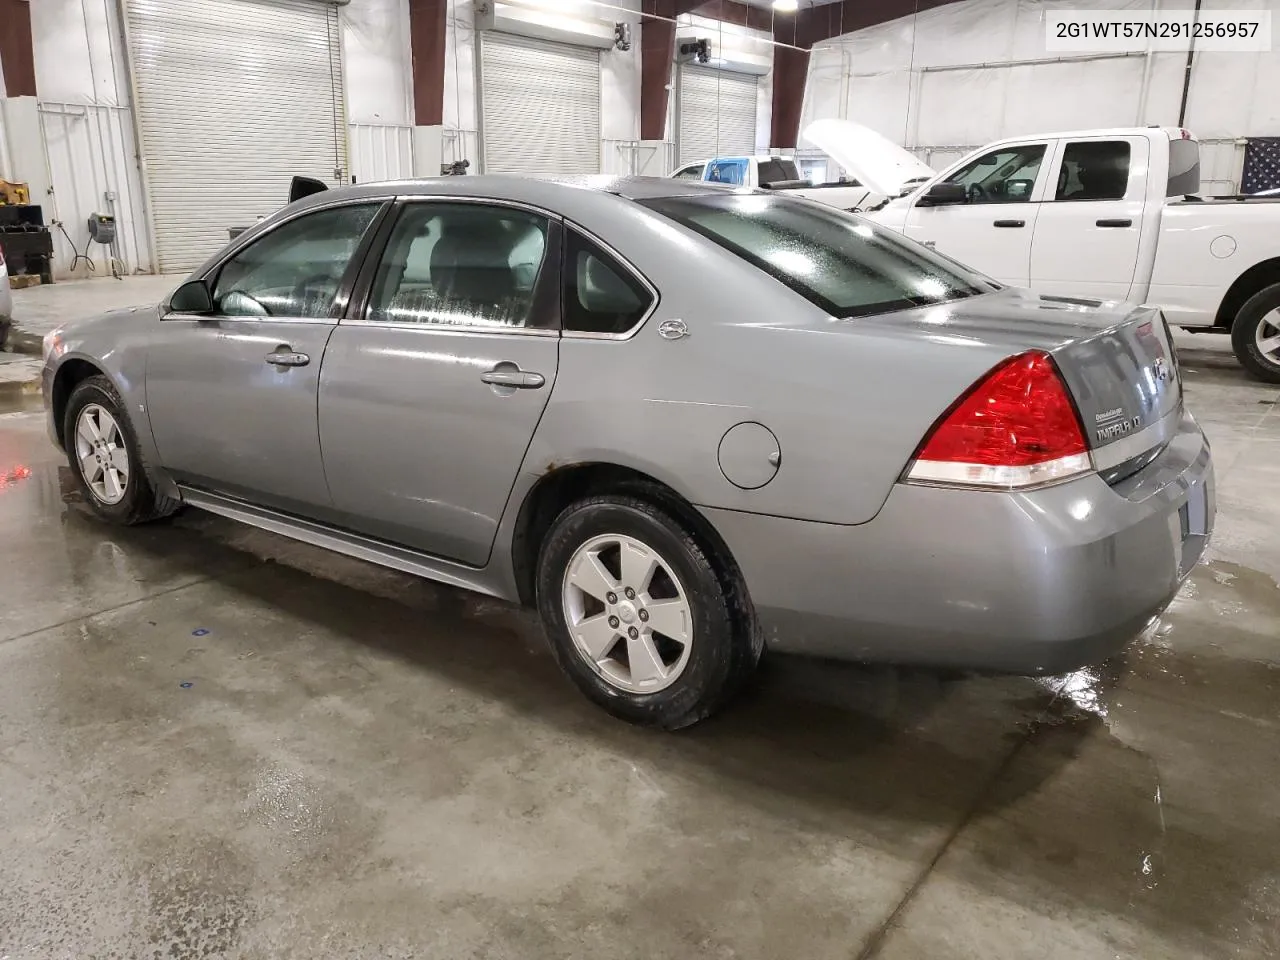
[614, 22, 632, 51]
[676, 38, 710, 64]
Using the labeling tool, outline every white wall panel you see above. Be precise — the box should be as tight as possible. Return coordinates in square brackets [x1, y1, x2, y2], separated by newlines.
[39, 102, 151, 278]
[349, 123, 415, 183]
[342, 0, 413, 124]
[31, 0, 129, 105]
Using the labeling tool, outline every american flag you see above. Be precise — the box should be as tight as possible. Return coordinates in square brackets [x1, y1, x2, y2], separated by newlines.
[1241, 137, 1280, 194]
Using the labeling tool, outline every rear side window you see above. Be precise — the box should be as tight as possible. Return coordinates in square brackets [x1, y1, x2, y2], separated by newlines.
[564, 231, 653, 335]
[1167, 139, 1201, 196]
[642, 195, 989, 319]
[757, 159, 800, 186]
[1055, 141, 1131, 201]
[673, 164, 704, 180]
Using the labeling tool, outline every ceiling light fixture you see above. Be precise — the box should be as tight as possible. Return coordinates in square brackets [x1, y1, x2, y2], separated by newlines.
[773, 0, 800, 11]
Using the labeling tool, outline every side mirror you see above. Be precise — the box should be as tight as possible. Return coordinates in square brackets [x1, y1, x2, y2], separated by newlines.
[169, 279, 214, 315]
[916, 182, 968, 207]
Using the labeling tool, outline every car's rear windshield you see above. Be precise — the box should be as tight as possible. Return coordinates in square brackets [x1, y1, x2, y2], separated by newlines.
[641, 194, 991, 319]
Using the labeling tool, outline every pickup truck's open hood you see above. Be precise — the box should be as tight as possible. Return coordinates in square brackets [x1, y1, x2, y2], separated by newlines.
[802, 119, 936, 198]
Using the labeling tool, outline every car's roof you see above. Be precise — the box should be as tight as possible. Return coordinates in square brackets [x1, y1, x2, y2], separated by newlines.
[300, 174, 739, 209]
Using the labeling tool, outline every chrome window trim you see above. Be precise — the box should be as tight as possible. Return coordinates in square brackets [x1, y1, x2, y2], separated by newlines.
[342, 194, 563, 339]
[160, 313, 342, 326]
[560, 219, 661, 342]
[340, 318, 560, 338]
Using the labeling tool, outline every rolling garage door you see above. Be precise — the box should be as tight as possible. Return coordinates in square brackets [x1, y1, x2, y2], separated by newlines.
[480, 33, 601, 176]
[678, 67, 758, 166]
[124, 0, 349, 273]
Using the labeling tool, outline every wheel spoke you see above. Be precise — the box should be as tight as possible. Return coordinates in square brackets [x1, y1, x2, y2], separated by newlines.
[77, 415, 101, 446]
[103, 468, 123, 501]
[567, 551, 619, 603]
[573, 614, 619, 661]
[627, 632, 667, 685]
[1259, 334, 1280, 357]
[620, 541, 659, 594]
[644, 598, 690, 644]
[108, 448, 130, 475]
[101, 417, 120, 446]
[79, 450, 99, 477]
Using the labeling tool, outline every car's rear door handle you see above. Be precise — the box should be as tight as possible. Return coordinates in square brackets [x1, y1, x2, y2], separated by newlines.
[481, 366, 545, 389]
[265, 349, 310, 367]
[1096, 218, 1133, 228]
[993, 219, 1025, 228]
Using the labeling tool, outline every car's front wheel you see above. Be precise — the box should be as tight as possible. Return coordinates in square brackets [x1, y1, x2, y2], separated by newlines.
[1231, 283, 1280, 384]
[64, 375, 177, 524]
[536, 494, 758, 729]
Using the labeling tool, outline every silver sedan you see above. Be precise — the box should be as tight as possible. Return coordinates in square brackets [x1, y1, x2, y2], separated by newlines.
[42, 176, 1214, 728]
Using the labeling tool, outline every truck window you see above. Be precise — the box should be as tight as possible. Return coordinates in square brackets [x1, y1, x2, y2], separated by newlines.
[1167, 139, 1201, 196]
[673, 163, 704, 180]
[707, 160, 746, 185]
[757, 159, 800, 186]
[1055, 141, 1131, 201]
[942, 144, 1045, 204]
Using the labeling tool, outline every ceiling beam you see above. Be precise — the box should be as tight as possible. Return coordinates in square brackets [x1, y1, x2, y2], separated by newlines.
[0, 0, 37, 98]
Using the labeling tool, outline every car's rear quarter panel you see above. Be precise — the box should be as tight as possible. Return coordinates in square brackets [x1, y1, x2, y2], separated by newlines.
[524, 199, 1016, 527]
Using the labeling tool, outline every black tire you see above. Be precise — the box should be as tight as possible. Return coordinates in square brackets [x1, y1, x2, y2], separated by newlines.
[535, 494, 759, 730]
[63, 375, 179, 525]
[1230, 283, 1280, 384]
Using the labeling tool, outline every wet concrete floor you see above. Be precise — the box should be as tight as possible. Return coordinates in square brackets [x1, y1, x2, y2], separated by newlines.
[0, 333, 1277, 958]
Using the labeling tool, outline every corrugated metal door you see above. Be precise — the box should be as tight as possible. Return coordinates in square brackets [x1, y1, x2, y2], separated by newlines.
[125, 0, 349, 273]
[678, 67, 758, 165]
[480, 32, 600, 176]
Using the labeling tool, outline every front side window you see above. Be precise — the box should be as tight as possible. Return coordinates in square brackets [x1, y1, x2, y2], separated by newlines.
[1055, 141, 1132, 201]
[366, 203, 550, 329]
[563, 231, 653, 335]
[643, 195, 990, 319]
[943, 144, 1046, 204]
[213, 203, 381, 318]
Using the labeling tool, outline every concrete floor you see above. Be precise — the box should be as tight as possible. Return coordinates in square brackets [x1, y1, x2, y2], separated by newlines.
[0, 286, 1278, 957]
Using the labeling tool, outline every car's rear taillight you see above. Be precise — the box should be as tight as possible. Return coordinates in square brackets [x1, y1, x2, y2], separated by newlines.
[905, 351, 1092, 489]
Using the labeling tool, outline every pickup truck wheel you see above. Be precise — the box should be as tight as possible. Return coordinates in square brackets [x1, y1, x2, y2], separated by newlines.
[1230, 284, 1280, 384]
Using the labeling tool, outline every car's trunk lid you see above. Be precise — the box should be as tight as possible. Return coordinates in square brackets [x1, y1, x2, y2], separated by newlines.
[1048, 302, 1182, 482]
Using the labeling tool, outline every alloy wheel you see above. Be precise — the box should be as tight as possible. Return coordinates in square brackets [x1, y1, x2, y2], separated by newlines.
[74, 403, 130, 505]
[1255, 308, 1280, 363]
[561, 533, 694, 694]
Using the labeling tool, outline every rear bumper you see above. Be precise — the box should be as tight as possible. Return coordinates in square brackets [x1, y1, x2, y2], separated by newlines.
[705, 409, 1214, 674]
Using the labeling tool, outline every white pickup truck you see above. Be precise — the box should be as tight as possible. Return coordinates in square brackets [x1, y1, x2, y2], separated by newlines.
[808, 121, 1280, 382]
[668, 155, 883, 212]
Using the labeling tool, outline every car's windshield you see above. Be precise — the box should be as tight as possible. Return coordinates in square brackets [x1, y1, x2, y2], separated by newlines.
[641, 194, 991, 319]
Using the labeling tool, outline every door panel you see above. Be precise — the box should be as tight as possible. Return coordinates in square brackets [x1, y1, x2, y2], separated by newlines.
[904, 142, 1050, 288]
[145, 202, 383, 514]
[1029, 137, 1148, 301]
[319, 328, 558, 564]
[317, 200, 561, 567]
[146, 320, 336, 512]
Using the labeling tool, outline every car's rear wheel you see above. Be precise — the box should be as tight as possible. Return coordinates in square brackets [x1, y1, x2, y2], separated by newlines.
[1230, 284, 1280, 384]
[64, 375, 177, 524]
[536, 494, 757, 729]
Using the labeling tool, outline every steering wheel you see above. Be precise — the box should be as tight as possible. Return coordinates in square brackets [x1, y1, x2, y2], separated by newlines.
[966, 182, 987, 202]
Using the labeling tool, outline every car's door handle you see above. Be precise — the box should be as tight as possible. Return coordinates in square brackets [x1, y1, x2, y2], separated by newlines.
[992, 219, 1025, 228]
[481, 366, 545, 389]
[1096, 218, 1133, 228]
[265, 349, 310, 367]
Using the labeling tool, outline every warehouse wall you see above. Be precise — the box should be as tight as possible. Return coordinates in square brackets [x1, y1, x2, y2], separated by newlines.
[343, 0, 417, 183]
[800, 0, 1280, 194]
[27, 0, 151, 277]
